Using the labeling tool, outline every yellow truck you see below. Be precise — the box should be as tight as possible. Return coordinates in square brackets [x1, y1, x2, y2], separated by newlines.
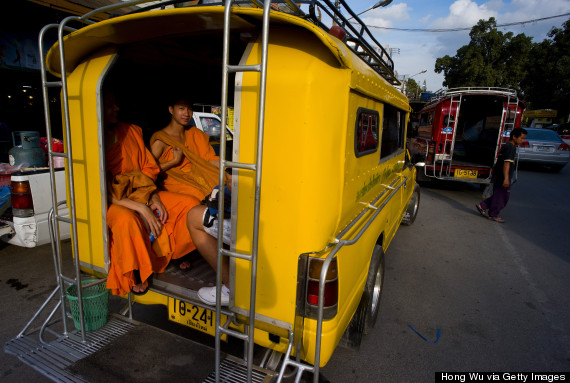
[5, 1, 420, 382]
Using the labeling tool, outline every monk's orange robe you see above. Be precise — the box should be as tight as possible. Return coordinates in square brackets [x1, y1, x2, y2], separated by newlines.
[150, 127, 220, 202]
[106, 123, 199, 296]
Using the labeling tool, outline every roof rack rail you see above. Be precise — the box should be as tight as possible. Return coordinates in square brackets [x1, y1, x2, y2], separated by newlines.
[427, 87, 518, 103]
[307, 0, 399, 85]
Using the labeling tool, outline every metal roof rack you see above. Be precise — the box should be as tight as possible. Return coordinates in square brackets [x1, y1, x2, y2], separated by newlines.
[427, 87, 518, 104]
[306, 0, 399, 85]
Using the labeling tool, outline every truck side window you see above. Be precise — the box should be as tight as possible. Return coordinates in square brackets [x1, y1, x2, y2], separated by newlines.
[381, 104, 406, 159]
[354, 108, 379, 157]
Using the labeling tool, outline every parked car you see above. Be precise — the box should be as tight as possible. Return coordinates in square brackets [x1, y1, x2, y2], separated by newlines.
[549, 122, 570, 145]
[518, 128, 570, 172]
[190, 111, 233, 157]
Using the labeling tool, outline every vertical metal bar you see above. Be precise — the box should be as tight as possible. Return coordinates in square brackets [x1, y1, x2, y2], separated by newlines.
[246, 1, 271, 381]
[58, 16, 86, 342]
[215, 2, 234, 380]
[313, 250, 338, 383]
[38, 23, 70, 336]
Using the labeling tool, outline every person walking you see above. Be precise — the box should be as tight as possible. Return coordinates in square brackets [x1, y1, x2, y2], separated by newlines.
[476, 127, 527, 223]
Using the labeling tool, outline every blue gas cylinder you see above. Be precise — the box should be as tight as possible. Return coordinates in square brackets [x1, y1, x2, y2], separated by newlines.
[8, 131, 46, 167]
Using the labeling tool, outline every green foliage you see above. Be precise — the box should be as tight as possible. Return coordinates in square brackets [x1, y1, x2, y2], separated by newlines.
[435, 17, 570, 121]
[406, 78, 421, 97]
[522, 19, 570, 117]
[434, 18, 532, 94]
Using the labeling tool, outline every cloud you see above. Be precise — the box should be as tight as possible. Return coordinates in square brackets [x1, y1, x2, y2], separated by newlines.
[420, 14, 432, 24]
[431, 0, 498, 29]
[361, 3, 411, 29]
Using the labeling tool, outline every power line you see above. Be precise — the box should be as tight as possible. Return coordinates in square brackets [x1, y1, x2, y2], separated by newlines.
[362, 12, 570, 32]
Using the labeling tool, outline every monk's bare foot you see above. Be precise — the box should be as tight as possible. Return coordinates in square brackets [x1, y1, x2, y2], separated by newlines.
[132, 281, 148, 295]
[179, 260, 191, 270]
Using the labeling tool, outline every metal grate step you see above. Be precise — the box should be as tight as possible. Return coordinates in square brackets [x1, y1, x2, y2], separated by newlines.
[203, 355, 275, 383]
[4, 315, 137, 383]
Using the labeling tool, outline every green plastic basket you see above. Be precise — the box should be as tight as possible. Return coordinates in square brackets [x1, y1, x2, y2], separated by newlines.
[66, 279, 109, 331]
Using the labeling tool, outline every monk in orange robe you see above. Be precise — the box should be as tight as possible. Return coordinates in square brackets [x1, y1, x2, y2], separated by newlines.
[149, 98, 221, 203]
[150, 98, 228, 270]
[104, 93, 199, 296]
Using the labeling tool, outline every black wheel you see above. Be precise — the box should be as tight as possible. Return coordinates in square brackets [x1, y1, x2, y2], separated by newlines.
[401, 183, 420, 226]
[339, 245, 385, 349]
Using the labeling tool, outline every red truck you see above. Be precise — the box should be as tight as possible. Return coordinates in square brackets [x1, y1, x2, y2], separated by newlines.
[408, 87, 525, 184]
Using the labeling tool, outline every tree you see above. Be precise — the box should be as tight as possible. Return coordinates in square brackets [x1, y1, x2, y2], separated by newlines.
[435, 18, 533, 93]
[406, 78, 421, 98]
[523, 19, 570, 119]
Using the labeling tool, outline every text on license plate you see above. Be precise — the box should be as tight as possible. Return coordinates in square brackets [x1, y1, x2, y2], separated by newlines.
[168, 297, 227, 339]
[536, 146, 551, 152]
[454, 169, 478, 179]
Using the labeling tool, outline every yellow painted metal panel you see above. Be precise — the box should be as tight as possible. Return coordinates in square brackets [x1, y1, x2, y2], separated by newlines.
[65, 47, 117, 273]
[46, 7, 352, 77]
[233, 26, 350, 327]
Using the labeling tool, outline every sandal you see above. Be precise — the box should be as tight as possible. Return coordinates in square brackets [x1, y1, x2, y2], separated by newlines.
[476, 203, 488, 218]
[131, 270, 150, 295]
[131, 284, 149, 296]
[488, 216, 505, 223]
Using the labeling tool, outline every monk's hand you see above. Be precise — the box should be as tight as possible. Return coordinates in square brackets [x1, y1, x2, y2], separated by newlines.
[140, 205, 162, 238]
[172, 147, 183, 165]
[149, 193, 168, 224]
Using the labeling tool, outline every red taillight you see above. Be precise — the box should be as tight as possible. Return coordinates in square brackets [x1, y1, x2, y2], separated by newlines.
[558, 143, 570, 151]
[11, 180, 34, 217]
[306, 257, 338, 308]
[520, 141, 530, 148]
[307, 279, 338, 307]
[427, 143, 435, 162]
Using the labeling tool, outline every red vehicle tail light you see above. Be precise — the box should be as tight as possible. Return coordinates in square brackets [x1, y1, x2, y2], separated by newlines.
[11, 180, 34, 217]
[302, 257, 338, 320]
[558, 143, 570, 151]
[427, 143, 435, 162]
[520, 141, 530, 148]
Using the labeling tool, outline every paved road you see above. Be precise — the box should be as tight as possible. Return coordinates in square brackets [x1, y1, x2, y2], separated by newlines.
[1, 164, 569, 382]
[322, 164, 570, 382]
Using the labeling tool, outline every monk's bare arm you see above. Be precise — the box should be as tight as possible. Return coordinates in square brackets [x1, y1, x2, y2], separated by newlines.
[151, 139, 182, 172]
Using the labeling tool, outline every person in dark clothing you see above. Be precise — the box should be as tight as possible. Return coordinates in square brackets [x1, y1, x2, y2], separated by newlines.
[476, 127, 527, 223]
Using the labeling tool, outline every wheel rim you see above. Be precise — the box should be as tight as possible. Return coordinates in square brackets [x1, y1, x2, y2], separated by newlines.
[370, 265, 383, 314]
[409, 191, 419, 218]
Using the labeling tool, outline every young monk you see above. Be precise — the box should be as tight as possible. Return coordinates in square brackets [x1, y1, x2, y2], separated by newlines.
[104, 92, 200, 296]
[150, 97, 221, 202]
[150, 97, 231, 304]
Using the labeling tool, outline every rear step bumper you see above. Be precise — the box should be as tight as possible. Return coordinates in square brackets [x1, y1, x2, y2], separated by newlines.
[5, 314, 275, 383]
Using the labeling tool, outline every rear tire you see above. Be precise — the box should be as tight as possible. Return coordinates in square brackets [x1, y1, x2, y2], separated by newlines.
[339, 245, 385, 349]
[401, 183, 420, 226]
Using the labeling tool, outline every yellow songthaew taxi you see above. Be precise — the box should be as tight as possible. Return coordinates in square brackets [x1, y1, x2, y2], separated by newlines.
[7, 1, 421, 382]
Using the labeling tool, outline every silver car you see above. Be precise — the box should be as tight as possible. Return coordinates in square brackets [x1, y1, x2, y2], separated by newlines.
[518, 128, 570, 172]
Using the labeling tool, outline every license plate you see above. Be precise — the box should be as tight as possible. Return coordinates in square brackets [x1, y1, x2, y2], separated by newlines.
[168, 297, 227, 339]
[454, 169, 478, 179]
[536, 146, 551, 152]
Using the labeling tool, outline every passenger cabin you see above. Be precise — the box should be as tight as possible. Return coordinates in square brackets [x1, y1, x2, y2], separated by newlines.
[5, 1, 418, 382]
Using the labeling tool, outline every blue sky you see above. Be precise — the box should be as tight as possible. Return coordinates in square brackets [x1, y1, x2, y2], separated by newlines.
[343, 0, 570, 91]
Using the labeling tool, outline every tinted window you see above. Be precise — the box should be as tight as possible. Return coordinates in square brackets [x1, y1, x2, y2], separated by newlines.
[355, 108, 379, 157]
[526, 129, 561, 142]
[381, 105, 406, 159]
[200, 117, 221, 137]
